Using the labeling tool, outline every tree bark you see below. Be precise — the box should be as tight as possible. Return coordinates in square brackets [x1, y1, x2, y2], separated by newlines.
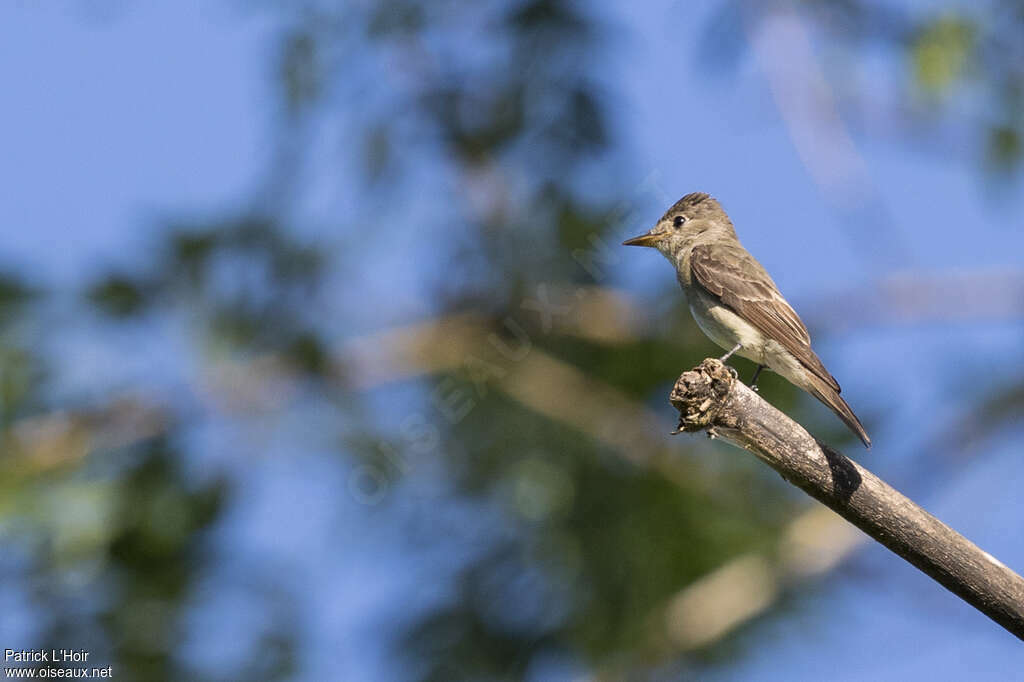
[669, 358, 1024, 640]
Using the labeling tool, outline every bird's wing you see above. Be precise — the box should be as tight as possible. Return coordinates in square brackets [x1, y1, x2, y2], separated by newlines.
[690, 242, 840, 392]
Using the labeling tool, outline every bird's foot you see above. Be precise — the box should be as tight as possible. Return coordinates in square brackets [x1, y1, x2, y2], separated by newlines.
[749, 364, 764, 392]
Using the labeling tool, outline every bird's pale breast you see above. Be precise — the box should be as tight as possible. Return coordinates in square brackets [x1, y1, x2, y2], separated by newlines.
[687, 286, 765, 360]
[686, 285, 807, 385]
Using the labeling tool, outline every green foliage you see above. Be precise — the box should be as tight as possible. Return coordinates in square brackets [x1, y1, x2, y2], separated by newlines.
[0, 342, 46, 429]
[99, 441, 226, 678]
[86, 275, 152, 317]
[911, 16, 975, 96]
[988, 125, 1023, 174]
[279, 29, 321, 115]
[6, 436, 235, 680]
[284, 332, 330, 376]
[0, 272, 36, 326]
[403, 390, 786, 679]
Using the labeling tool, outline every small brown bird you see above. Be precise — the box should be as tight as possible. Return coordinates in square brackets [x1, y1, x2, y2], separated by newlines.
[623, 192, 870, 447]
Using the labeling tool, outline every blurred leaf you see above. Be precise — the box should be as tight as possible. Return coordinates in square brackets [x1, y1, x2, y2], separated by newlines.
[279, 29, 321, 114]
[911, 15, 975, 96]
[507, 0, 588, 38]
[0, 344, 46, 428]
[208, 305, 263, 350]
[285, 331, 329, 377]
[565, 87, 605, 150]
[0, 272, 37, 326]
[169, 229, 218, 288]
[423, 84, 526, 163]
[101, 440, 225, 678]
[271, 243, 324, 284]
[86, 275, 153, 317]
[368, 0, 424, 37]
[986, 124, 1022, 173]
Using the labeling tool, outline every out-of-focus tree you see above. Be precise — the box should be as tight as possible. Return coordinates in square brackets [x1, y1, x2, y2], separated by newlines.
[3, 0, 806, 679]
[4, 0, 1024, 680]
[704, 0, 1024, 178]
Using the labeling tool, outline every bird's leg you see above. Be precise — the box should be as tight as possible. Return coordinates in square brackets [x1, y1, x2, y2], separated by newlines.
[717, 343, 742, 379]
[749, 364, 764, 392]
[718, 343, 742, 363]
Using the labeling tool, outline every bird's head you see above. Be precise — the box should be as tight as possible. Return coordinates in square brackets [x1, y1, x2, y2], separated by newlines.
[622, 192, 734, 256]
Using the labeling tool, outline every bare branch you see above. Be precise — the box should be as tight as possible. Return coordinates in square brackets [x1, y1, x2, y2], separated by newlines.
[670, 358, 1024, 640]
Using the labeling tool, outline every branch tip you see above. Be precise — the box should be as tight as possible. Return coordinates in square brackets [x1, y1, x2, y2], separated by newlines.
[669, 358, 734, 433]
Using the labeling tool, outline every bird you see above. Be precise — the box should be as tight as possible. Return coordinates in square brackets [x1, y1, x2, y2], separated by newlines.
[623, 192, 870, 447]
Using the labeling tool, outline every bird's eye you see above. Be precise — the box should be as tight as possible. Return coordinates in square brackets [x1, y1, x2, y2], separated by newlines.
[673, 215, 687, 228]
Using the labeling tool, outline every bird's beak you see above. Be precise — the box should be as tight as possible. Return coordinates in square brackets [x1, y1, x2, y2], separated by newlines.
[622, 231, 660, 247]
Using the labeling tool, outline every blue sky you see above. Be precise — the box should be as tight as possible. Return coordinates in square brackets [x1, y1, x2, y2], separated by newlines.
[0, 3, 266, 283]
[2, 1, 1023, 679]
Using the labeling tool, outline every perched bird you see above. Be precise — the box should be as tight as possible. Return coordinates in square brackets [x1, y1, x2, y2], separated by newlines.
[623, 192, 870, 447]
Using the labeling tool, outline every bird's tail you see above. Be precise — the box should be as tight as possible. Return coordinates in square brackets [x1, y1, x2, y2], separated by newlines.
[804, 376, 871, 448]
